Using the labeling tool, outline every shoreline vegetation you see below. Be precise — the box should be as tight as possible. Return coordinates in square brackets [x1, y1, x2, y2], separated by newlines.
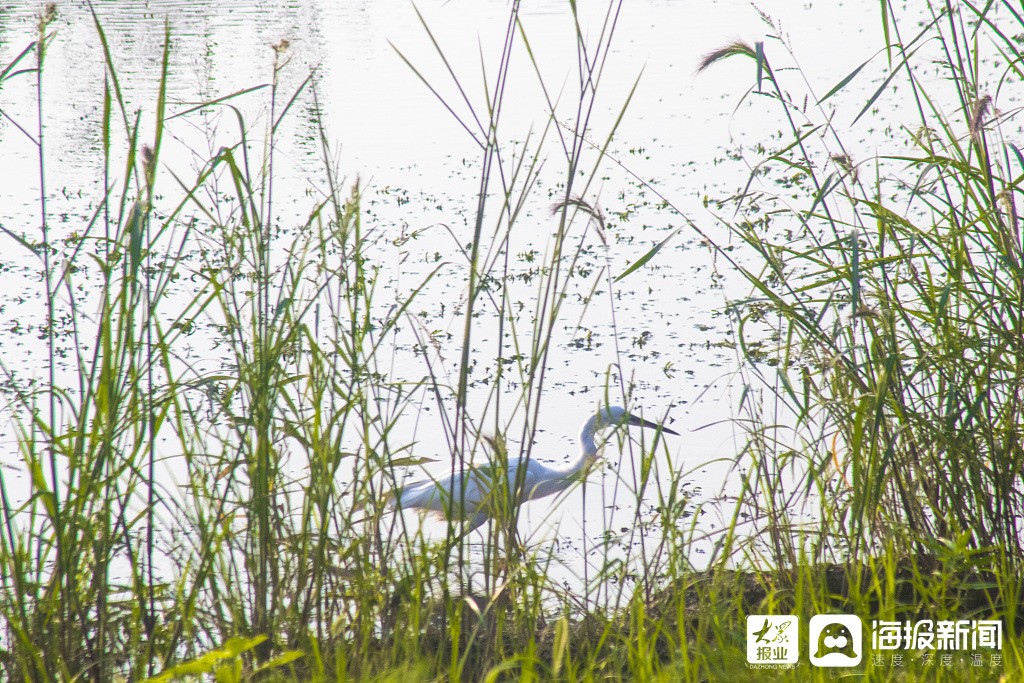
[0, 1, 1022, 680]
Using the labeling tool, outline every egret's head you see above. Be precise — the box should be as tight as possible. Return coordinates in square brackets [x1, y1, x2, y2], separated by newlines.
[595, 405, 679, 435]
[597, 405, 629, 428]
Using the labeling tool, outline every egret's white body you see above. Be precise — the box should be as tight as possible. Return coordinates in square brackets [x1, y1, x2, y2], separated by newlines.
[392, 406, 678, 529]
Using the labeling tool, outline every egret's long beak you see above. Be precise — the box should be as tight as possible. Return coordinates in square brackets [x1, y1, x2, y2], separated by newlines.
[627, 414, 679, 435]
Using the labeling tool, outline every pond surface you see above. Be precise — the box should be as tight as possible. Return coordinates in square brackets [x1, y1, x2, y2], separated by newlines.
[0, 0, 916, 582]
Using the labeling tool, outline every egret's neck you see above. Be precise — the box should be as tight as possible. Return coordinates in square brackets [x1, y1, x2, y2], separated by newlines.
[561, 413, 602, 477]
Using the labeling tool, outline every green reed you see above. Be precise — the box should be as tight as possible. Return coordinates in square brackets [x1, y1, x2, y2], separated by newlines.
[684, 0, 1024, 679]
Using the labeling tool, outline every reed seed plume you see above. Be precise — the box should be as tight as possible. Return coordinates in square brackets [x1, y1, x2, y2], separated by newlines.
[696, 40, 756, 73]
[998, 187, 1018, 236]
[39, 2, 57, 29]
[970, 94, 992, 144]
[552, 196, 607, 246]
[830, 153, 857, 183]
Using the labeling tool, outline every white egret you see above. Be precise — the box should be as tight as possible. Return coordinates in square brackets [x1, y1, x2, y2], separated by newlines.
[391, 406, 678, 530]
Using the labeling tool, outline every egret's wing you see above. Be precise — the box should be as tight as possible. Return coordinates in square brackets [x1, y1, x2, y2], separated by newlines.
[519, 459, 575, 501]
[393, 474, 450, 511]
[394, 457, 552, 520]
[394, 468, 489, 516]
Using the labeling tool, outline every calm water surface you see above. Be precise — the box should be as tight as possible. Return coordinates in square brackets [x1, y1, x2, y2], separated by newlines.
[0, 1, 917, 578]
